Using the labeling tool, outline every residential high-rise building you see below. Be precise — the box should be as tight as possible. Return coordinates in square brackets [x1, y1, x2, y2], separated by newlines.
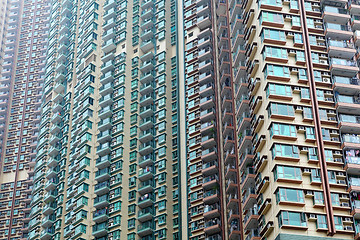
[26, 0, 360, 240]
[0, 0, 50, 239]
[28, 0, 181, 239]
[182, 0, 360, 239]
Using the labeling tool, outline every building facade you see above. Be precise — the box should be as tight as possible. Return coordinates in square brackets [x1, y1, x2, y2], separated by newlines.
[24, 0, 360, 240]
[0, 0, 50, 239]
[27, 0, 181, 239]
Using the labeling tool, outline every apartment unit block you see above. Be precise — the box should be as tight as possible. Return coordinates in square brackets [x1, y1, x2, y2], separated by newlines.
[28, 0, 180, 239]
[0, 0, 50, 239]
[24, 0, 360, 239]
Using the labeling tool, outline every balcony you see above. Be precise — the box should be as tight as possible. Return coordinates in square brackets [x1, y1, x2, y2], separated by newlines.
[202, 174, 219, 190]
[98, 106, 112, 119]
[325, 23, 352, 40]
[98, 118, 112, 132]
[40, 228, 54, 240]
[330, 58, 359, 76]
[138, 194, 155, 208]
[138, 179, 154, 194]
[139, 166, 154, 181]
[204, 189, 220, 204]
[139, 93, 153, 106]
[197, 15, 211, 30]
[137, 221, 154, 237]
[327, 40, 356, 59]
[202, 161, 219, 176]
[140, 40, 154, 52]
[41, 215, 55, 228]
[203, 203, 221, 219]
[244, 208, 259, 230]
[97, 142, 111, 156]
[322, 6, 350, 24]
[93, 223, 109, 237]
[336, 95, 360, 114]
[94, 181, 110, 196]
[95, 168, 111, 182]
[139, 141, 154, 156]
[200, 108, 216, 122]
[139, 154, 154, 168]
[94, 195, 109, 209]
[204, 218, 221, 235]
[93, 208, 109, 223]
[202, 147, 217, 162]
[138, 208, 154, 222]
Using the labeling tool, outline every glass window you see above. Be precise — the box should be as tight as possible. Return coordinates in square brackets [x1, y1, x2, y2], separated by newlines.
[314, 191, 324, 205]
[317, 215, 328, 229]
[279, 211, 307, 227]
[331, 193, 340, 206]
[275, 165, 302, 180]
[264, 46, 288, 59]
[260, 11, 284, 24]
[265, 64, 290, 78]
[270, 123, 296, 138]
[272, 144, 299, 159]
[268, 103, 294, 117]
[334, 216, 343, 230]
[266, 83, 292, 97]
[305, 127, 315, 140]
[277, 188, 304, 203]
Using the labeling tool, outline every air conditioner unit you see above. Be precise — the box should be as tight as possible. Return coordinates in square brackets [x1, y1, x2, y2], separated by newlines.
[337, 180, 346, 184]
[300, 147, 308, 152]
[337, 172, 345, 177]
[344, 226, 353, 231]
[293, 86, 300, 91]
[341, 202, 350, 207]
[298, 126, 305, 131]
[295, 106, 303, 112]
[315, 19, 322, 23]
[304, 168, 311, 173]
[344, 217, 352, 222]
[309, 214, 317, 219]
[335, 151, 341, 155]
[325, 91, 332, 95]
[306, 190, 314, 196]
[342, 194, 349, 199]
[289, 49, 296, 54]
[313, 3, 320, 6]
[319, 59, 327, 64]
[288, 32, 294, 36]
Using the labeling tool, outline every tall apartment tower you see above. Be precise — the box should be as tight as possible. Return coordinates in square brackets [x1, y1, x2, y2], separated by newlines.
[28, 0, 360, 240]
[0, 0, 50, 239]
[28, 0, 181, 239]
[183, 0, 360, 240]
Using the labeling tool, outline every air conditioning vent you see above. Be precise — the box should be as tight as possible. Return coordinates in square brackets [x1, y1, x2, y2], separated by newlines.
[337, 180, 346, 185]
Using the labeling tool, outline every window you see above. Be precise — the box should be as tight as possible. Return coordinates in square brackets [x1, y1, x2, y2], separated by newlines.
[334, 216, 343, 230]
[311, 169, 321, 183]
[300, 88, 310, 100]
[266, 83, 292, 98]
[265, 64, 290, 78]
[263, 46, 287, 59]
[305, 127, 315, 140]
[268, 103, 294, 117]
[261, 28, 285, 42]
[270, 123, 296, 138]
[274, 165, 302, 181]
[317, 215, 328, 229]
[331, 193, 340, 206]
[278, 211, 307, 227]
[276, 188, 304, 203]
[272, 144, 299, 159]
[158, 214, 166, 225]
[314, 191, 324, 205]
[260, 11, 284, 24]
[308, 148, 318, 161]
[128, 218, 135, 229]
